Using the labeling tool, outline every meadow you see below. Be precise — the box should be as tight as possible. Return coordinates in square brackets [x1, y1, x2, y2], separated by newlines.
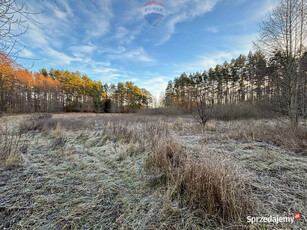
[0, 0, 306, 228]
[0, 113, 306, 229]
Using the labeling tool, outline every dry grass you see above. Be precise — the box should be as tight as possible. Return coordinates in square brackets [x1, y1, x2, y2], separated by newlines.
[137, 107, 185, 116]
[0, 113, 306, 229]
[19, 113, 56, 134]
[222, 119, 307, 154]
[146, 136, 256, 226]
[0, 124, 25, 168]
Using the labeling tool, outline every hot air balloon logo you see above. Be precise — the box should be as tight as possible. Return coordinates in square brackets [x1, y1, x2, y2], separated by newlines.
[142, 1, 165, 27]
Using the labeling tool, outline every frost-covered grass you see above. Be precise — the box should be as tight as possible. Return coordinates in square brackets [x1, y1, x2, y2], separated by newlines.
[0, 114, 306, 229]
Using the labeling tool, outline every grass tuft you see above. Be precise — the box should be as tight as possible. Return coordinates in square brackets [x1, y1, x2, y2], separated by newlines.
[147, 136, 256, 224]
[0, 126, 25, 168]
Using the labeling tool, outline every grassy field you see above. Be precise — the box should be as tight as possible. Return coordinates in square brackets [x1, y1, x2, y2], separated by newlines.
[0, 113, 306, 229]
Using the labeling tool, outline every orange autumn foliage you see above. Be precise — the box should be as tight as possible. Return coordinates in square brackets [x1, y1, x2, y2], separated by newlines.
[0, 52, 63, 114]
[1, 52, 152, 115]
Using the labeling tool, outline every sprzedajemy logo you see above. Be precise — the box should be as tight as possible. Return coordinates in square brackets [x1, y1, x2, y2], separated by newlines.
[247, 213, 302, 225]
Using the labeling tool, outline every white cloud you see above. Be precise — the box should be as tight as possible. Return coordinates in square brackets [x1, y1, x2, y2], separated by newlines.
[114, 27, 130, 40]
[52, 1, 73, 20]
[157, 0, 219, 45]
[254, 0, 276, 19]
[27, 28, 49, 47]
[206, 26, 219, 33]
[46, 47, 82, 65]
[69, 59, 123, 82]
[173, 50, 240, 74]
[137, 76, 169, 97]
[172, 32, 258, 73]
[100, 46, 126, 55]
[108, 47, 154, 63]
[231, 0, 276, 27]
[20, 1, 108, 66]
[157, 15, 183, 45]
[112, 25, 144, 44]
[69, 44, 96, 58]
[78, 0, 113, 39]
[116, 0, 144, 25]
[223, 33, 258, 54]
[20, 49, 34, 58]
[94, 61, 111, 67]
[197, 52, 234, 68]
[92, 67, 118, 74]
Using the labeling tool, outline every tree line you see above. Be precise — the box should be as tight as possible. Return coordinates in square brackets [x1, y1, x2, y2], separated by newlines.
[165, 51, 306, 111]
[0, 53, 152, 115]
[165, 0, 307, 125]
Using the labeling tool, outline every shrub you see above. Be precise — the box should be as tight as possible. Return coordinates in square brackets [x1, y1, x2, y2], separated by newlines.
[146, 136, 255, 223]
[182, 155, 253, 222]
[19, 113, 56, 133]
[0, 126, 25, 168]
[31, 113, 53, 120]
[210, 102, 275, 121]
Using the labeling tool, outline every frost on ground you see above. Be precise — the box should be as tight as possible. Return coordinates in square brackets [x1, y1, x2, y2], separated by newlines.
[0, 114, 306, 229]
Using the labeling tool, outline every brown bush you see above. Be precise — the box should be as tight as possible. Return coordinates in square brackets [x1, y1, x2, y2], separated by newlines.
[182, 155, 253, 222]
[147, 136, 255, 223]
[0, 126, 25, 168]
[211, 102, 275, 121]
[148, 137, 187, 180]
[19, 113, 56, 133]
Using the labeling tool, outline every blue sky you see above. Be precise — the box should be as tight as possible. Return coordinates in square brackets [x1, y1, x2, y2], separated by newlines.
[19, 0, 276, 96]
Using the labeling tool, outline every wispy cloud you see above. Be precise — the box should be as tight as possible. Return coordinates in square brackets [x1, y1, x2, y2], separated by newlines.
[135, 75, 169, 96]
[78, 0, 113, 39]
[206, 26, 219, 33]
[173, 51, 234, 74]
[69, 44, 96, 58]
[45, 47, 82, 65]
[44, 0, 73, 21]
[72, 60, 123, 82]
[20, 49, 34, 58]
[22, 1, 111, 66]
[112, 25, 144, 44]
[108, 47, 154, 63]
[157, 0, 219, 45]
[230, 0, 276, 27]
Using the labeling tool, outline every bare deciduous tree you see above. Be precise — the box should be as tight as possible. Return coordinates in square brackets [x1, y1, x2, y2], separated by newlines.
[189, 85, 213, 126]
[256, 0, 307, 126]
[0, 0, 72, 58]
[0, 0, 33, 57]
